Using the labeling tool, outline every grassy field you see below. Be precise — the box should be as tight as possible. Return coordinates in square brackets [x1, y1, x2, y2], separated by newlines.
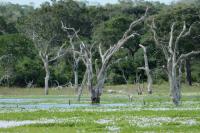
[0, 83, 200, 133]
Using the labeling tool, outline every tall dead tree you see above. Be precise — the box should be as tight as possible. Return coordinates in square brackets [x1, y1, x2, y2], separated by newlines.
[62, 8, 148, 103]
[61, 22, 81, 92]
[32, 33, 67, 95]
[72, 47, 81, 92]
[151, 20, 200, 105]
[138, 44, 153, 94]
[20, 27, 67, 95]
[19, 12, 68, 95]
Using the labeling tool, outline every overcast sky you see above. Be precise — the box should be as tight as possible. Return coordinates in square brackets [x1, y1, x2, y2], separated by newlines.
[1, 0, 177, 7]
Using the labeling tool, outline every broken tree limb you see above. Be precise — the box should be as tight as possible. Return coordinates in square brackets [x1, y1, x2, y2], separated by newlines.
[139, 44, 153, 94]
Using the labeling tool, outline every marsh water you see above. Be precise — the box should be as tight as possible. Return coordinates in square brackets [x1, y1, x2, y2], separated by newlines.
[0, 98, 128, 109]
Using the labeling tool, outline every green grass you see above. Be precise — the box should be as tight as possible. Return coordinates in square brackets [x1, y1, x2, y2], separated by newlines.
[1, 110, 200, 132]
[0, 82, 200, 132]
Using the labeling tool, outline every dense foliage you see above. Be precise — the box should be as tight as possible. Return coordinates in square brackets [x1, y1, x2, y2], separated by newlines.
[0, 0, 199, 87]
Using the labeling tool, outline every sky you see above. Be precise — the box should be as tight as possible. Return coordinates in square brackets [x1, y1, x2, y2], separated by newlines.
[1, 0, 177, 7]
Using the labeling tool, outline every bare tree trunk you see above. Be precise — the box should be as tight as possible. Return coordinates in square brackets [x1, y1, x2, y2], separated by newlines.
[170, 65, 180, 105]
[139, 44, 153, 94]
[74, 71, 78, 88]
[185, 58, 192, 86]
[169, 60, 184, 106]
[44, 60, 50, 95]
[178, 60, 183, 91]
[74, 68, 79, 92]
[147, 71, 153, 94]
[91, 72, 106, 104]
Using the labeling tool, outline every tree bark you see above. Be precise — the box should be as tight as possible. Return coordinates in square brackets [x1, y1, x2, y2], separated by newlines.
[44, 60, 50, 95]
[139, 44, 153, 94]
[91, 73, 106, 104]
[170, 65, 180, 106]
[88, 66, 105, 104]
[74, 69, 79, 92]
[147, 71, 153, 94]
[91, 89, 101, 104]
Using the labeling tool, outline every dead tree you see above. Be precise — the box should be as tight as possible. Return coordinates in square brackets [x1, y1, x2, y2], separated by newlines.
[62, 8, 148, 103]
[18, 13, 68, 95]
[138, 44, 153, 94]
[53, 80, 64, 90]
[26, 32, 67, 95]
[151, 20, 200, 105]
[61, 22, 81, 92]
[73, 50, 81, 92]
[25, 80, 34, 88]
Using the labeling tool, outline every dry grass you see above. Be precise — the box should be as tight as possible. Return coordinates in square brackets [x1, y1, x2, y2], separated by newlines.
[0, 82, 199, 97]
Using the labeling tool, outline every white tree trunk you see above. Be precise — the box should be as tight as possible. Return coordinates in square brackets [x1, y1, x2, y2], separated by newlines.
[147, 70, 153, 94]
[44, 60, 50, 95]
[74, 71, 78, 87]
[91, 70, 106, 103]
[74, 69, 78, 92]
[170, 64, 180, 105]
[139, 44, 153, 94]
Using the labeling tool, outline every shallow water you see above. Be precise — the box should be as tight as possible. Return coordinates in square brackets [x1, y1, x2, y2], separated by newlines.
[0, 98, 45, 103]
[1, 103, 88, 109]
[1, 98, 200, 110]
[0, 97, 128, 109]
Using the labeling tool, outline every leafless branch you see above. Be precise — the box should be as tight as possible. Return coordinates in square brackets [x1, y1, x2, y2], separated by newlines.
[174, 22, 186, 52]
[168, 22, 176, 54]
[176, 51, 200, 65]
[123, 7, 149, 39]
